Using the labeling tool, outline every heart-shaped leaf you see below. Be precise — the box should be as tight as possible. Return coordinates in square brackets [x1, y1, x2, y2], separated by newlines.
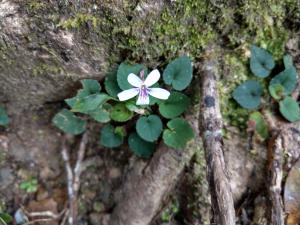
[65, 89, 90, 108]
[88, 103, 112, 123]
[163, 56, 193, 91]
[279, 97, 300, 122]
[72, 94, 110, 113]
[104, 69, 122, 98]
[159, 92, 190, 119]
[268, 83, 285, 101]
[250, 45, 275, 78]
[81, 79, 101, 94]
[128, 132, 156, 158]
[232, 80, 263, 109]
[249, 111, 269, 140]
[117, 63, 145, 90]
[163, 118, 194, 149]
[110, 103, 133, 122]
[52, 109, 86, 135]
[270, 66, 297, 95]
[283, 54, 293, 68]
[0, 106, 9, 126]
[100, 124, 123, 148]
[136, 115, 163, 142]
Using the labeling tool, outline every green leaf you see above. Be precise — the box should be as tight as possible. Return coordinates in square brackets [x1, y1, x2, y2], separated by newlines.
[81, 79, 101, 94]
[125, 99, 140, 111]
[283, 54, 293, 68]
[136, 115, 163, 142]
[104, 69, 122, 98]
[115, 126, 127, 137]
[52, 109, 86, 135]
[0, 106, 9, 126]
[117, 63, 144, 90]
[250, 45, 275, 78]
[268, 83, 285, 100]
[20, 178, 38, 193]
[249, 112, 269, 140]
[0, 213, 13, 223]
[270, 66, 297, 95]
[163, 118, 194, 150]
[72, 94, 110, 113]
[110, 103, 133, 122]
[279, 97, 300, 122]
[100, 124, 123, 148]
[163, 56, 193, 91]
[149, 96, 162, 105]
[159, 92, 190, 119]
[232, 80, 262, 109]
[88, 104, 112, 123]
[65, 89, 89, 108]
[128, 132, 156, 158]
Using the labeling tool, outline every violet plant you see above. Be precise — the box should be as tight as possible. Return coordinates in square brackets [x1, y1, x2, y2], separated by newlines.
[232, 45, 299, 140]
[52, 56, 194, 158]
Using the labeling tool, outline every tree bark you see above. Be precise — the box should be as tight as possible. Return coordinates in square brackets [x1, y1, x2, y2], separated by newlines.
[199, 45, 236, 225]
[267, 132, 285, 225]
[108, 112, 200, 225]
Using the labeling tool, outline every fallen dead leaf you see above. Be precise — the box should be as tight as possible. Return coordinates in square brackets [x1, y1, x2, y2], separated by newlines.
[27, 198, 58, 225]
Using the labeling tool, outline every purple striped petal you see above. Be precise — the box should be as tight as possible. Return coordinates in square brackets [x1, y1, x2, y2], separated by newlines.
[136, 86, 150, 105]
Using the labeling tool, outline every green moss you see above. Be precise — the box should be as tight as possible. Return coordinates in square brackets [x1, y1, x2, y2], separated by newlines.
[127, 1, 218, 62]
[161, 199, 179, 222]
[26, 0, 46, 11]
[218, 52, 252, 130]
[32, 63, 64, 77]
[59, 13, 100, 29]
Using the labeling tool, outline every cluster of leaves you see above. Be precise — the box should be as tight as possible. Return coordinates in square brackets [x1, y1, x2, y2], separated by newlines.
[53, 56, 194, 158]
[0, 106, 9, 127]
[232, 45, 299, 139]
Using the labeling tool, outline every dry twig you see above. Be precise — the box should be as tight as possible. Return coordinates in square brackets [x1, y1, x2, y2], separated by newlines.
[61, 132, 88, 225]
[267, 132, 285, 225]
[198, 45, 236, 225]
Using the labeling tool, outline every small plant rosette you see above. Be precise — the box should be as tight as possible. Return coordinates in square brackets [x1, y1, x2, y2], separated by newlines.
[52, 56, 195, 157]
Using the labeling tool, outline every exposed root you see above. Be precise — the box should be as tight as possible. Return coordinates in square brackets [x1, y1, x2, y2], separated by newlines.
[61, 132, 88, 225]
[198, 45, 236, 225]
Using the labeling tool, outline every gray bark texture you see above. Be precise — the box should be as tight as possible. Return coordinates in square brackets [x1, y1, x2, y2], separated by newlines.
[0, 0, 165, 108]
[108, 111, 201, 225]
[198, 46, 236, 225]
[0, 0, 113, 108]
[267, 132, 285, 225]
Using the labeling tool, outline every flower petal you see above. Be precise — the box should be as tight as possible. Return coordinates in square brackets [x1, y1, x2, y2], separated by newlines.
[128, 73, 143, 87]
[117, 88, 139, 101]
[136, 93, 150, 105]
[144, 69, 160, 87]
[148, 88, 170, 100]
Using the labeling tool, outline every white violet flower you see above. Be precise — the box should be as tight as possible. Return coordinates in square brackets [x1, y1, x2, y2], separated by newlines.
[117, 69, 170, 105]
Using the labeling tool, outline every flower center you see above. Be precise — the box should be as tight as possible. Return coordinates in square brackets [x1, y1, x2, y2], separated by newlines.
[140, 85, 148, 98]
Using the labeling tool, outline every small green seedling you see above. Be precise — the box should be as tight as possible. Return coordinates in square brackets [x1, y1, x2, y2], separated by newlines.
[20, 178, 38, 193]
[233, 45, 300, 137]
